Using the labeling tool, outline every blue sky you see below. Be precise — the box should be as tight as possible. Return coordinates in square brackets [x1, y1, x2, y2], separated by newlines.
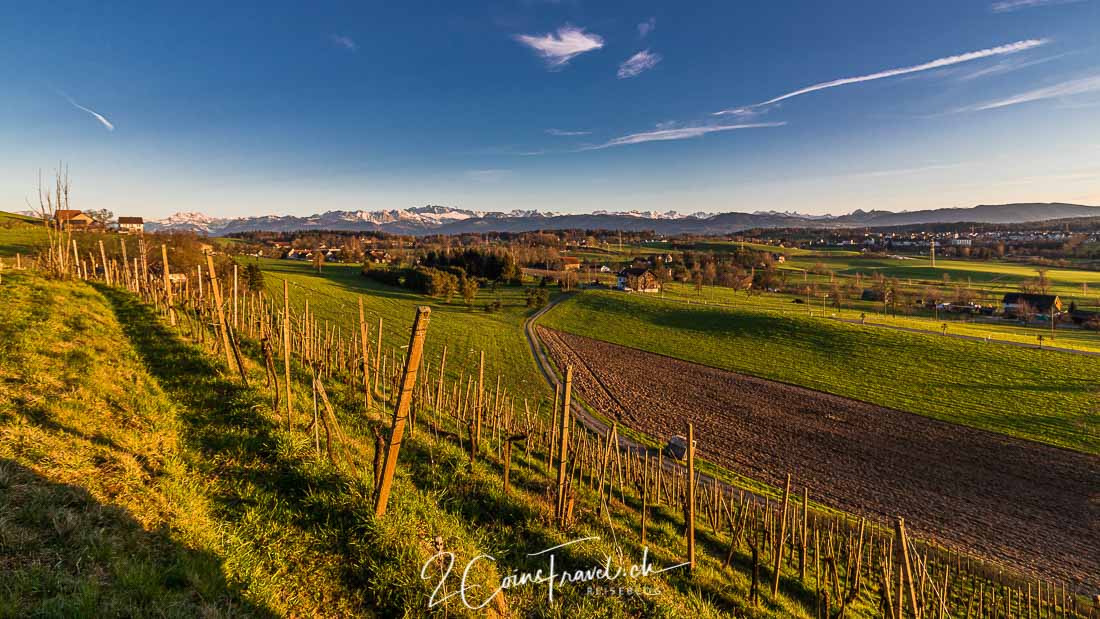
[1, 0, 1098, 219]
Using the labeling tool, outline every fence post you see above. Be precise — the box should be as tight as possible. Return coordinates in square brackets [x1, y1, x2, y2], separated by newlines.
[772, 473, 791, 595]
[283, 280, 294, 430]
[98, 240, 110, 285]
[160, 245, 176, 326]
[687, 422, 696, 572]
[358, 298, 373, 410]
[896, 517, 920, 619]
[373, 306, 432, 518]
[205, 253, 247, 384]
[555, 365, 573, 526]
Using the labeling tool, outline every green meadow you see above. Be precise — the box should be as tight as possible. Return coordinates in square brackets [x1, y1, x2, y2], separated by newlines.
[256, 259, 554, 405]
[539, 289, 1100, 455]
[0, 212, 46, 258]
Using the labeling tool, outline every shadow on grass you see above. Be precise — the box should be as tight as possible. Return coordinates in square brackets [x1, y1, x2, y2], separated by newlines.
[96, 285, 431, 617]
[0, 458, 274, 618]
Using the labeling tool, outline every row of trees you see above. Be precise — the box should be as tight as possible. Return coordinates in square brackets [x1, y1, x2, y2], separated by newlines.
[361, 264, 480, 305]
[419, 248, 523, 283]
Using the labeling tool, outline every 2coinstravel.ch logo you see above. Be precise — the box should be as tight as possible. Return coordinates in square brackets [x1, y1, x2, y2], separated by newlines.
[420, 536, 688, 610]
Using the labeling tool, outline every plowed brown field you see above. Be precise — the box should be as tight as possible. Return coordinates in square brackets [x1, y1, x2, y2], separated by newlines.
[537, 326, 1100, 588]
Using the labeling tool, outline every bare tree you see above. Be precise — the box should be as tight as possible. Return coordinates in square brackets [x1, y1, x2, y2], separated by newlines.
[86, 209, 114, 226]
[32, 165, 75, 278]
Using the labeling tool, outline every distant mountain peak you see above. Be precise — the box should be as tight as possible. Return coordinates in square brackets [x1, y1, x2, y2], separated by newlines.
[143, 202, 1100, 236]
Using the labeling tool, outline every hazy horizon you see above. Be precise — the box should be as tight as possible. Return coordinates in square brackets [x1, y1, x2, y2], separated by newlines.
[2, 1, 1098, 219]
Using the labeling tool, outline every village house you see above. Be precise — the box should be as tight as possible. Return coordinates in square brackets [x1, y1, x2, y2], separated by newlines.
[117, 216, 144, 234]
[616, 267, 661, 293]
[561, 256, 581, 271]
[54, 210, 93, 231]
[1001, 293, 1062, 318]
[367, 249, 392, 264]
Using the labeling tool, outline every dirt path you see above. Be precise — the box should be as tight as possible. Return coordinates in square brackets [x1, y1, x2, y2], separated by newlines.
[536, 326, 1100, 590]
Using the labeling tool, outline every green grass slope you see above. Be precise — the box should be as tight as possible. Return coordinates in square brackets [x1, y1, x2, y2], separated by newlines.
[2, 270, 838, 617]
[257, 259, 553, 404]
[0, 213, 46, 258]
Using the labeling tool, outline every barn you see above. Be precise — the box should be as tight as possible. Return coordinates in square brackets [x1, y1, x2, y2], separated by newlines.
[1001, 293, 1062, 318]
[616, 267, 661, 293]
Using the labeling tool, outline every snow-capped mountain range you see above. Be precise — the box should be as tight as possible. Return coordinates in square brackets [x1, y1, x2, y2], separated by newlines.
[143, 203, 1100, 236]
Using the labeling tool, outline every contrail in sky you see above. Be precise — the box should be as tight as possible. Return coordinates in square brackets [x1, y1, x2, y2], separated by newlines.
[60, 92, 115, 131]
[715, 39, 1047, 116]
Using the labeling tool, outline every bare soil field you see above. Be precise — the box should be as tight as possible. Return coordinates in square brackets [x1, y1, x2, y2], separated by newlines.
[537, 326, 1100, 588]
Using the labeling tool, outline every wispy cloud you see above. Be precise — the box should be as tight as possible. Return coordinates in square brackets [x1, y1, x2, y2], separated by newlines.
[514, 25, 604, 69]
[580, 122, 785, 150]
[617, 50, 662, 79]
[955, 52, 1070, 81]
[991, 0, 1085, 13]
[956, 74, 1100, 111]
[60, 92, 114, 131]
[330, 34, 358, 51]
[546, 128, 591, 136]
[638, 17, 656, 38]
[846, 162, 969, 178]
[714, 39, 1047, 116]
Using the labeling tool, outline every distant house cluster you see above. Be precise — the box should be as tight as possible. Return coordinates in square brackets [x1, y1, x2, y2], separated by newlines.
[286, 247, 341, 261]
[53, 210, 143, 234]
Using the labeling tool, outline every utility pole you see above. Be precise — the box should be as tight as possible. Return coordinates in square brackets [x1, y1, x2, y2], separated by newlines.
[930, 238, 936, 268]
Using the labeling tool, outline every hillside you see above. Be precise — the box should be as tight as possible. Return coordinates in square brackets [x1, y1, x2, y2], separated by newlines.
[0, 270, 826, 617]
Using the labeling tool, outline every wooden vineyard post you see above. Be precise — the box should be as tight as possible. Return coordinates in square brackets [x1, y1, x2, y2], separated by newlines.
[436, 346, 446, 413]
[283, 280, 294, 430]
[597, 423, 616, 515]
[119, 239, 130, 290]
[555, 365, 573, 526]
[641, 451, 649, 545]
[232, 263, 239, 330]
[800, 486, 809, 582]
[687, 422, 696, 572]
[161, 244, 175, 326]
[895, 517, 920, 619]
[549, 383, 560, 468]
[358, 298, 373, 409]
[475, 350, 485, 448]
[373, 306, 431, 518]
[98, 240, 110, 285]
[772, 473, 792, 596]
[205, 253, 248, 385]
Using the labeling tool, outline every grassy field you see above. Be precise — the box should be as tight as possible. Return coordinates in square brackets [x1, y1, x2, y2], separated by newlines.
[0, 212, 46, 258]
[0, 211, 42, 224]
[783, 253, 1100, 299]
[656, 281, 1100, 353]
[0, 269, 845, 617]
[539, 289, 1099, 455]
[256, 259, 554, 406]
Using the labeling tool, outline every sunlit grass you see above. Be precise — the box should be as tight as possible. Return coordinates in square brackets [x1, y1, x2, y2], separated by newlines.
[541, 289, 1100, 455]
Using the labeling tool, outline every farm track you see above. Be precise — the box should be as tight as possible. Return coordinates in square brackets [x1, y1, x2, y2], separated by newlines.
[534, 324, 1100, 589]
